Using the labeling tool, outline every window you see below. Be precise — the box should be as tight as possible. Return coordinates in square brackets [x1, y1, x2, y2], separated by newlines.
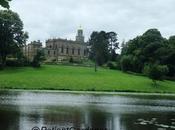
[84, 50, 86, 56]
[61, 46, 64, 53]
[78, 49, 80, 55]
[54, 51, 56, 56]
[48, 51, 50, 55]
[66, 47, 69, 54]
[72, 48, 74, 55]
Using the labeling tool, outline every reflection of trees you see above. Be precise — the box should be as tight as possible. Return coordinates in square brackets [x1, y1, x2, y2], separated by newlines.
[0, 108, 20, 130]
[44, 107, 82, 128]
[36, 105, 111, 129]
[0, 91, 21, 130]
[83, 108, 108, 129]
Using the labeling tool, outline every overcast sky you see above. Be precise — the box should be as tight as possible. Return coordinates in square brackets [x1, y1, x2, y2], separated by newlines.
[9, 0, 175, 46]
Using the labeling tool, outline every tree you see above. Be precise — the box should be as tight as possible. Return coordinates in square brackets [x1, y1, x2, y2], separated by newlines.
[165, 50, 175, 77]
[89, 31, 109, 71]
[120, 28, 166, 73]
[147, 65, 169, 87]
[0, 10, 28, 67]
[89, 31, 119, 72]
[106, 32, 119, 61]
[31, 50, 45, 68]
[168, 36, 175, 48]
[0, 0, 11, 9]
[120, 55, 133, 72]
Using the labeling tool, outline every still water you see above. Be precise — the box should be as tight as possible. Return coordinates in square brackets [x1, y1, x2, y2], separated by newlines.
[0, 90, 175, 130]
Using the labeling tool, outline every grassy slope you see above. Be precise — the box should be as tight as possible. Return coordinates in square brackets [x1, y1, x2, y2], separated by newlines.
[0, 65, 175, 93]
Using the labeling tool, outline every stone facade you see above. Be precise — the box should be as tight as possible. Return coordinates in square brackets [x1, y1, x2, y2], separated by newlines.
[45, 29, 88, 62]
[23, 40, 42, 61]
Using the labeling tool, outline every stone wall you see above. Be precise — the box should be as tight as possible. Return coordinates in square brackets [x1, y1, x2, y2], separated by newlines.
[45, 39, 88, 62]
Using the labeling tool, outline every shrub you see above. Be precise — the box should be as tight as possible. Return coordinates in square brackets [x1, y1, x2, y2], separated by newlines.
[167, 65, 175, 77]
[0, 64, 3, 70]
[6, 60, 28, 67]
[107, 62, 116, 70]
[159, 65, 169, 76]
[147, 64, 169, 87]
[69, 57, 73, 63]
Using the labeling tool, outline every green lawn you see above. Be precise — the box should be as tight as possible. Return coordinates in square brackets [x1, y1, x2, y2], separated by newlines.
[0, 65, 175, 93]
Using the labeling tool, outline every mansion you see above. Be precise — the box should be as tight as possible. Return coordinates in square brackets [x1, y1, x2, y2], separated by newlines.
[23, 28, 89, 62]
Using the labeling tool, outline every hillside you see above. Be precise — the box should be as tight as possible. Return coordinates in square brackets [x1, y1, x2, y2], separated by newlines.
[0, 65, 175, 93]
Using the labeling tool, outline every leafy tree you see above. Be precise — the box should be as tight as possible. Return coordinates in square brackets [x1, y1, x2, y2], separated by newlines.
[120, 28, 166, 73]
[143, 41, 163, 63]
[107, 32, 119, 48]
[120, 55, 133, 72]
[147, 65, 169, 87]
[0, 0, 11, 9]
[131, 55, 144, 73]
[31, 50, 45, 68]
[111, 49, 119, 61]
[168, 36, 175, 48]
[120, 28, 175, 78]
[165, 50, 175, 76]
[0, 10, 28, 67]
[106, 32, 119, 61]
[89, 31, 109, 71]
[89, 31, 119, 71]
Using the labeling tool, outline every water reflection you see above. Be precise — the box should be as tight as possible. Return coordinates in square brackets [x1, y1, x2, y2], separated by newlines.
[0, 91, 175, 130]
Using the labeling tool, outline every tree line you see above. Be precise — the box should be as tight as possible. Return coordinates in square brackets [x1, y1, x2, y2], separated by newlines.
[88, 29, 175, 85]
[120, 29, 175, 85]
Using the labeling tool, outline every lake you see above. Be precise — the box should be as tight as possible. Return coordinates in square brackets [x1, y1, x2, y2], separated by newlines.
[0, 90, 175, 130]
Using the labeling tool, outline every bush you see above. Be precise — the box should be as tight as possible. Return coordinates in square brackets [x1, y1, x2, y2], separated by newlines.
[5, 52, 29, 67]
[159, 65, 169, 76]
[147, 64, 169, 87]
[143, 64, 150, 75]
[69, 57, 73, 63]
[6, 60, 23, 67]
[0, 64, 3, 70]
[107, 62, 116, 70]
[167, 65, 175, 77]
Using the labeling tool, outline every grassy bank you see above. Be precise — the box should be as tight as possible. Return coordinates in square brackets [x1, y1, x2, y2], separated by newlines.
[0, 65, 175, 93]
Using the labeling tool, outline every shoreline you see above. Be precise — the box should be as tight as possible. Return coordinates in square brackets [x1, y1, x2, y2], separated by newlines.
[1, 88, 175, 96]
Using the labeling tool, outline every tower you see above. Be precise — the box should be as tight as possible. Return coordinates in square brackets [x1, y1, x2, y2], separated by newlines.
[76, 27, 85, 43]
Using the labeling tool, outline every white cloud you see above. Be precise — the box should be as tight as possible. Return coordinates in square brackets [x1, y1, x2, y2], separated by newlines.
[10, 0, 175, 46]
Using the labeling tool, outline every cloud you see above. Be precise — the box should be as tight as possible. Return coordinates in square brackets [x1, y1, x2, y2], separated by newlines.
[10, 0, 175, 46]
